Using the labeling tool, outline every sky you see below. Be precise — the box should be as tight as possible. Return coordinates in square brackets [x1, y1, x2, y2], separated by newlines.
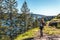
[17, 0, 60, 16]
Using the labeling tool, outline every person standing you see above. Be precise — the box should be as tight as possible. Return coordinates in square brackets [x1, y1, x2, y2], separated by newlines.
[39, 18, 46, 38]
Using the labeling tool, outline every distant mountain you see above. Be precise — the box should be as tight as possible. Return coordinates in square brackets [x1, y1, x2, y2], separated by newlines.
[30, 13, 45, 19]
[44, 16, 55, 21]
[30, 13, 55, 21]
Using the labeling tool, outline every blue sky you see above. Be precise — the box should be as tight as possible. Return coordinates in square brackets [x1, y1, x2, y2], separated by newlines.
[17, 0, 60, 16]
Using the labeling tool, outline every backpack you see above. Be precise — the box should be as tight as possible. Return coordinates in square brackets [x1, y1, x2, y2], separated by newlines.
[40, 19, 46, 27]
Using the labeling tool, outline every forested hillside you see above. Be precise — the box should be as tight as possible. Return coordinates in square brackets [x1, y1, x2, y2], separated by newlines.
[0, 0, 57, 40]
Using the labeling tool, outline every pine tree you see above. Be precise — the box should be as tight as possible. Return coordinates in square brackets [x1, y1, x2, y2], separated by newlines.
[33, 16, 38, 27]
[0, 0, 3, 19]
[5, 0, 17, 40]
[5, 0, 17, 27]
[21, 1, 30, 13]
[20, 1, 31, 32]
[0, 0, 4, 26]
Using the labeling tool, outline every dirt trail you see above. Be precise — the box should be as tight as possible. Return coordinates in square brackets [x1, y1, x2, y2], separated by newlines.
[23, 28, 60, 40]
[33, 30, 60, 40]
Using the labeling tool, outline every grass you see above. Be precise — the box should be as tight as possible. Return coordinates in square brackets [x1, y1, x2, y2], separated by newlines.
[14, 26, 60, 40]
[14, 27, 39, 40]
[44, 26, 60, 35]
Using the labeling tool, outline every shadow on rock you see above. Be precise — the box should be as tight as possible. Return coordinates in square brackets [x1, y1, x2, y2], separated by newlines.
[23, 37, 34, 40]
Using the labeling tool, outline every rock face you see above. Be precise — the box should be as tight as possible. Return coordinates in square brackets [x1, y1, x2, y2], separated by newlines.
[48, 19, 60, 27]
